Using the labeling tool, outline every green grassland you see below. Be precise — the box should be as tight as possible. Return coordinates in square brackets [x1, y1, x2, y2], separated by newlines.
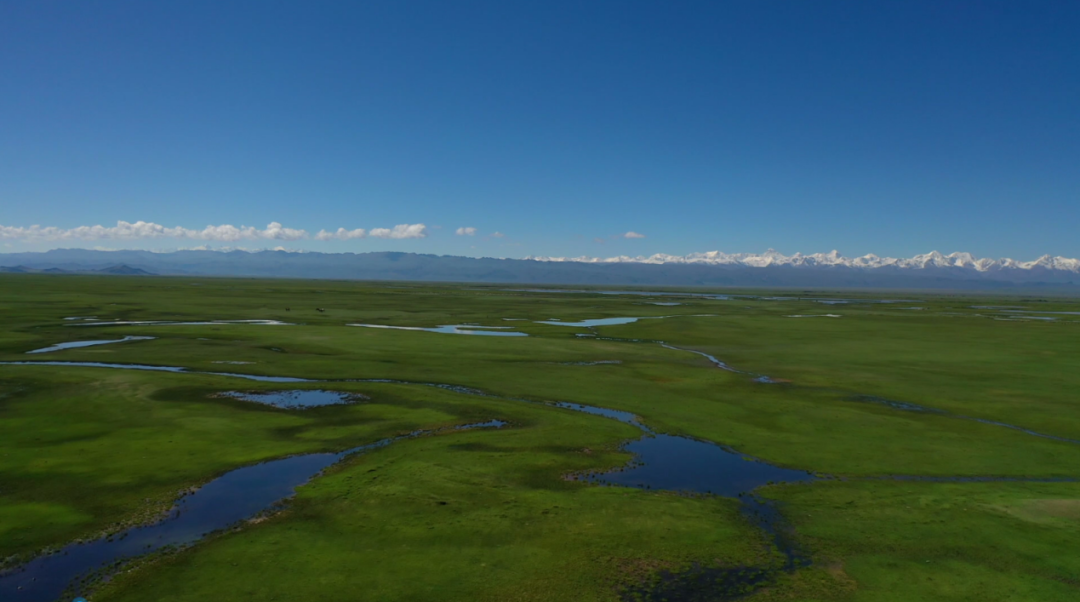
[1, 274, 1079, 600]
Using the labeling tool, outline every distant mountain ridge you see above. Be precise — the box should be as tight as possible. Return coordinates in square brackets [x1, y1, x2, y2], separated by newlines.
[0, 248, 1076, 290]
[0, 263, 155, 276]
[527, 249, 1080, 273]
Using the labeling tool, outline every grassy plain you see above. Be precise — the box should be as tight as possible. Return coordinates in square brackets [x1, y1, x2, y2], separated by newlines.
[1, 274, 1079, 600]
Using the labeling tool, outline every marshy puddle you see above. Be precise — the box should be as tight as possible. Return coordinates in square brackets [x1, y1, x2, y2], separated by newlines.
[561, 360, 622, 366]
[622, 497, 807, 601]
[348, 324, 527, 337]
[506, 288, 732, 300]
[62, 316, 98, 321]
[218, 390, 366, 409]
[0, 420, 506, 602]
[71, 319, 292, 327]
[849, 396, 1080, 444]
[538, 314, 716, 328]
[807, 298, 916, 305]
[785, 314, 841, 318]
[211, 361, 254, 365]
[999, 309, 1080, 316]
[0, 362, 311, 383]
[538, 317, 642, 327]
[551, 401, 647, 428]
[26, 336, 155, 354]
[579, 435, 814, 496]
[553, 398, 814, 496]
[557, 399, 814, 599]
[659, 343, 742, 373]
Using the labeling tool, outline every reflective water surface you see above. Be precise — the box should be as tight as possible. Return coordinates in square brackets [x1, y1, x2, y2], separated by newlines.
[0, 421, 506, 602]
[538, 315, 716, 328]
[537, 317, 641, 327]
[71, 320, 292, 327]
[0, 362, 311, 382]
[26, 336, 155, 354]
[219, 390, 366, 409]
[581, 435, 814, 496]
[348, 324, 527, 336]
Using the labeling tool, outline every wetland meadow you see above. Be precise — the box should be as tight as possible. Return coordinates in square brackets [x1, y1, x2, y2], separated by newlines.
[1, 274, 1079, 601]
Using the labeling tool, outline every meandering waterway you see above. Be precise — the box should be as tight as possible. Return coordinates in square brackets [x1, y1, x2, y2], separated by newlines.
[0, 421, 506, 602]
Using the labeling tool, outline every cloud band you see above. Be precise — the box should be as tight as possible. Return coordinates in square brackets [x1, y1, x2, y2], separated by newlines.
[0, 221, 427, 242]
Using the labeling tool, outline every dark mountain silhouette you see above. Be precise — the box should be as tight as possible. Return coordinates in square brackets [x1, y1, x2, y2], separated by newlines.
[95, 264, 154, 276]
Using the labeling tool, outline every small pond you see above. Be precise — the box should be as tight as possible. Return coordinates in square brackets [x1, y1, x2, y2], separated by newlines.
[348, 324, 527, 336]
[218, 390, 366, 409]
[537, 317, 641, 327]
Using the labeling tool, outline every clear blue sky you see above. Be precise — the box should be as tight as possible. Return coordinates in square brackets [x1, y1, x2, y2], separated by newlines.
[2, 1, 1077, 259]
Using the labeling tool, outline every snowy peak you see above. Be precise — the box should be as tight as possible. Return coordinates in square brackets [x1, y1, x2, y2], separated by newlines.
[525, 250, 1080, 273]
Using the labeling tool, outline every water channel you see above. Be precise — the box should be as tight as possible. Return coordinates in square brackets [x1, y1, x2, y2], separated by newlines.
[0, 421, 505, 602]
[26, 337, 155, 355]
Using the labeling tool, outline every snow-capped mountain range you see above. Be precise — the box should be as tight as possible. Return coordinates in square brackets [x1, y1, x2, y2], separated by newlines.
[526, 250, 1080, 273]
[1, 248, 1078, 288]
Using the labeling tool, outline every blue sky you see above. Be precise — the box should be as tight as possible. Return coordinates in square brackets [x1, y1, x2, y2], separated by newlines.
[1, 1, 1077, 259]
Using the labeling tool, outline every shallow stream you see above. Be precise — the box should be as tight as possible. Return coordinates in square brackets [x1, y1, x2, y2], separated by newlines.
[26, 337, 155, 355]
[0, 421, 506, 602]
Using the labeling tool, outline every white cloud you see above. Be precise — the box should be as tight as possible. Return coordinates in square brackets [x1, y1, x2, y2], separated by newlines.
[455, 227, 477, 236]
[623, 231, 646, 239]
[0, 221, 430, 243]
[259, 222, 308, 240]
[0, 220, 308, 242]
[491, 231, 505, 238]
[315, 228, 367, 241]
[369, 223, 427, 239]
